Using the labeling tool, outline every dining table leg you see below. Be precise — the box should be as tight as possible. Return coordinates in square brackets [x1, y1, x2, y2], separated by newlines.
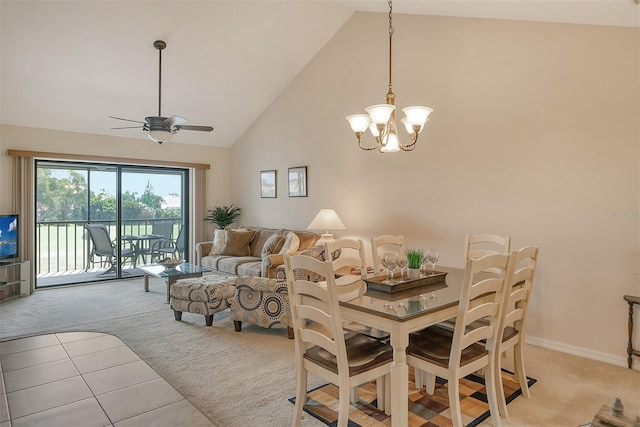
[389, 325, 409, 427]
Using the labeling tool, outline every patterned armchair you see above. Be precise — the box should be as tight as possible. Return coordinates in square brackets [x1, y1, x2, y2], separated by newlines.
[230, 246, 336, 339]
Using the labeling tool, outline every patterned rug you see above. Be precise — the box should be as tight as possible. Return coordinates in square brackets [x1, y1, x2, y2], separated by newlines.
[289, 368, 536, 427]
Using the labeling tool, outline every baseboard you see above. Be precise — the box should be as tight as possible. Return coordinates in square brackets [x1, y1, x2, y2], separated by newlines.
[526, 335, 639, 371]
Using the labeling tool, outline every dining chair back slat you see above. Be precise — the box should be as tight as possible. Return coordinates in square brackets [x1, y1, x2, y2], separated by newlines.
[464, 233, 511, 260]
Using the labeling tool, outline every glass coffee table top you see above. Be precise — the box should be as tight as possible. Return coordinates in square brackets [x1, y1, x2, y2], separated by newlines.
[139, 262, 212, 278]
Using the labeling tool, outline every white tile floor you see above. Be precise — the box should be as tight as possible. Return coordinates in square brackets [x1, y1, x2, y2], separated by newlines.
[0, 332, 214, 427]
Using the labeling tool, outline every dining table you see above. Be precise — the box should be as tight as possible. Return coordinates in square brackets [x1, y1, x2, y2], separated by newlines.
[339, 265, 467, 427]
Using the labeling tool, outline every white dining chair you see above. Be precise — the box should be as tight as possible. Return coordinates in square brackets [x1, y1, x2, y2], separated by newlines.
[494, 245, 539, 417]
[407, 252, 516, 427]
[464, 233, 511, 260]
[284, 254, 393, 427]
[324, 238, 368, 300]
[324, 238, 390, 403]
[370, 234, 406, 273]
[414, 234, 511, 390]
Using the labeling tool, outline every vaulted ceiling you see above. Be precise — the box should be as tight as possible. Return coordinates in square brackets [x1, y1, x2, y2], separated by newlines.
[1, 1, 637, 148]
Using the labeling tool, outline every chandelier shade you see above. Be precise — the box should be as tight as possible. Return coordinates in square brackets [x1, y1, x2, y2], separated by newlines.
[345, 114, 370, 133]
[346, 0, 433, 153]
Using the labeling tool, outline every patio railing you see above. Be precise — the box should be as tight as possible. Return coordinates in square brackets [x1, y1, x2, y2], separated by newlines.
[36, 218, 182, 276]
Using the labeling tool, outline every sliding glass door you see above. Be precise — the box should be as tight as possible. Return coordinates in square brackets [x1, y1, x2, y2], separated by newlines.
[35, 160, 188, 287]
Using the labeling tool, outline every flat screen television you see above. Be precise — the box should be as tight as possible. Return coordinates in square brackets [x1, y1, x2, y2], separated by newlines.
[0, 214, 19, 261]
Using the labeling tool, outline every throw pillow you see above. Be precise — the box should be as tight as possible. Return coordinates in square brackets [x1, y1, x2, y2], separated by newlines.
[278, 232, 300, 255]
[250, 229, 282, 258]
[222, 230, 257, 256]
[261, 234, 285, 258]
[209, 229, 227, 256]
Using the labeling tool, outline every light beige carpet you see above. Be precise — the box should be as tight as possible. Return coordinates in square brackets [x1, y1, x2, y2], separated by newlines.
[1, 277, 638, 426]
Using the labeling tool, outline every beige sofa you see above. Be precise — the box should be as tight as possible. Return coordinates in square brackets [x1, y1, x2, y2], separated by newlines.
[195, 226, 320, 278]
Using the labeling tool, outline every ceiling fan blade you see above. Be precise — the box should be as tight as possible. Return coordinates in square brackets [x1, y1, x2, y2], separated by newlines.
[163, 115, 187, 127]
[109, 116, 146, 124]
[111, 126, 144, 130]
[175, 125, 214, 132]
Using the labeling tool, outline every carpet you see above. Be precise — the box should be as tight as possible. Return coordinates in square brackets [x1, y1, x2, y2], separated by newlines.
[290, 368, 536, 427]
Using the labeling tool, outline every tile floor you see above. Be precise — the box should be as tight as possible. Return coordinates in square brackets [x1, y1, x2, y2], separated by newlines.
[0, 332, 214, 427]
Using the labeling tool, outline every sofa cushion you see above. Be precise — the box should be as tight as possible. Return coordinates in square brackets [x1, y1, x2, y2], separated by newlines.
[237, 261, 263, 277]
[201, 254, 233, 270]
[222, 230, 257, 256]
[209, 229, 227, 256]
[218, 256, 261, 275]
[260, 234, 285, 258]
[278, 231, 300, 255]
[250, 229, 284, 258]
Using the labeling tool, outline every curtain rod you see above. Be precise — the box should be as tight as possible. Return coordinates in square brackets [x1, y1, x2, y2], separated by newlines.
[6, 149, 211, 170]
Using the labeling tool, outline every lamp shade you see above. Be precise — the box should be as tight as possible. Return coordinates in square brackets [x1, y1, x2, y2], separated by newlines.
[307, 209, 347, 232]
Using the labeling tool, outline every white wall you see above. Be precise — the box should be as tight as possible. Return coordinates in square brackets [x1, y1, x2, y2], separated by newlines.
[0, 125, 233, 243]
[231, 13, 640, 366]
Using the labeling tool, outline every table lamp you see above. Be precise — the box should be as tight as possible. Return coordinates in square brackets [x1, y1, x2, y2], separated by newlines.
[307, 209, 347, 245]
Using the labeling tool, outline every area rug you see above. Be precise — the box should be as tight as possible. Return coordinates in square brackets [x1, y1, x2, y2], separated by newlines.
[289, 368, 536, 427]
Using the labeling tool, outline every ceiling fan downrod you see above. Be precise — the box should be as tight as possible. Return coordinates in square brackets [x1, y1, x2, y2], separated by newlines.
[154, 40, 166, 117]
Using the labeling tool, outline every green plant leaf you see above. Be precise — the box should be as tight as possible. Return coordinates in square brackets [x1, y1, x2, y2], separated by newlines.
[205, 204, 241, 229]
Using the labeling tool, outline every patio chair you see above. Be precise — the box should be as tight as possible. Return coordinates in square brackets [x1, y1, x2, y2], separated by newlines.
[150, 225, 185, 262]
[85, 223, 136, 275]
[136, 220, 175, 263]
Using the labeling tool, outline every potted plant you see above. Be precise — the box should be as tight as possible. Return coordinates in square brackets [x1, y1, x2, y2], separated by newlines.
[205, 204, 241, 230]
[405, 249, 425, 279]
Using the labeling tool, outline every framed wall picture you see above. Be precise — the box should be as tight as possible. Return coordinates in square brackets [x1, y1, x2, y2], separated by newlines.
[288, 166, 307, 197]
[260, 170, 277, 198]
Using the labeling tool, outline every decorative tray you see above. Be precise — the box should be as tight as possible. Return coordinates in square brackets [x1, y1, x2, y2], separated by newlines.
[364, 271, 448, 293]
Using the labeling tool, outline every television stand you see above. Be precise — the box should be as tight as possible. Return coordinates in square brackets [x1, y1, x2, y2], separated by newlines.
[0, 260, 30, 302]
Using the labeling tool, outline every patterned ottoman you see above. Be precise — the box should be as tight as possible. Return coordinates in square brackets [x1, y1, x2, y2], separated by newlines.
[229, 276, 293, 339]
[169, 275, 237, 326]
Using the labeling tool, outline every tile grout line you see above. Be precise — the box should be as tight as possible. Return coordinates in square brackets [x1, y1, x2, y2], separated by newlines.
[56, 333, 116, 427]
[0, 359, 12, 425]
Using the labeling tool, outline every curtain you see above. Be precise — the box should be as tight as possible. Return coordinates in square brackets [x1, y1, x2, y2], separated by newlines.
[191, 168, 208, 262]
[11, 156, 35, 294]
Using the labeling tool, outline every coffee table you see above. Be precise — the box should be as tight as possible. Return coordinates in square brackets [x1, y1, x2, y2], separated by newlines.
[139, 262, 213, 303]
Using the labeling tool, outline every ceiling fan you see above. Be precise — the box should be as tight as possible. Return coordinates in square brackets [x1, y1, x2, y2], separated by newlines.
[110, 40, 214, 144]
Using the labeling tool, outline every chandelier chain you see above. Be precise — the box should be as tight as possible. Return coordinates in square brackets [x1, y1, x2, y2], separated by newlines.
[388, 0, 394, 92]
[388, 0, 394, 38]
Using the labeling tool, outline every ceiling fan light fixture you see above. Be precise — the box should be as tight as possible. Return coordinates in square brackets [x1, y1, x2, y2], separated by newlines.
[148, 129, 173, 144]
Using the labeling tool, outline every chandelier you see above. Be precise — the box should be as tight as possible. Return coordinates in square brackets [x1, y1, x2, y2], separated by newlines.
[346, 0, 433, 153]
